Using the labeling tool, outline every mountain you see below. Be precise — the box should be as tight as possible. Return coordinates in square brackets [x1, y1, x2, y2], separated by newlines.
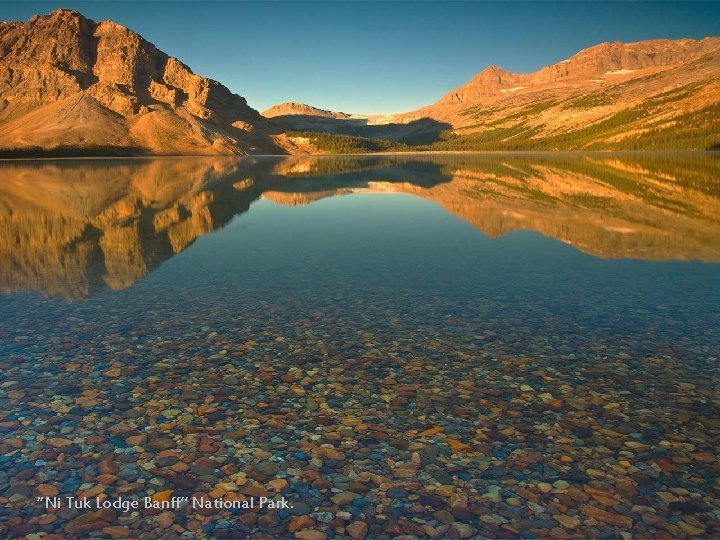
[260, 103, 445, 145]
[2, 10, 718, 154]
[0, 9, 279, 155]
[261, 104, 452, 147]
[262, 102, 351, 119]
[394, 37, 720, 150]
[266, 37, 720, 151]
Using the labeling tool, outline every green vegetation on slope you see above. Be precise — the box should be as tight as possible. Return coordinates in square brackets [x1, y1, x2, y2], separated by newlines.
[286, 131, 411, 153]
[610, 104, 720, 151]
[564, 90, 620, 109]
[421, 100, 720, 151]
[458, 100, 557, 128]
[420, 124, 542, 151]
[288, 80, 719, 153]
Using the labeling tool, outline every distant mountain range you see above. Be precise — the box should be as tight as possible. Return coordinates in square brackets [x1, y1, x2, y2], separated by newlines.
[263, 102, 352, 120]
[1, 9, 719, 154]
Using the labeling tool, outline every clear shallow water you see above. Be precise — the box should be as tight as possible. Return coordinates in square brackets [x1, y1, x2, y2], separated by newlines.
[0, 154, 719, 538]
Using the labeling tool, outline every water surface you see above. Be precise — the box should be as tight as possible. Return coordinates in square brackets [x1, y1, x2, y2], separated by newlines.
[1, 154, 718, 538]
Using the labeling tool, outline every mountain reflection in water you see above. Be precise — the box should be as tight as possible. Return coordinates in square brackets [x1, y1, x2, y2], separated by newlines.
[1, 153, 719, 300]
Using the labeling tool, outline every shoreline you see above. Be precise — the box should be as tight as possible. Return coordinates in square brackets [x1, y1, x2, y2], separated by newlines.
[1, 149, 718, 162]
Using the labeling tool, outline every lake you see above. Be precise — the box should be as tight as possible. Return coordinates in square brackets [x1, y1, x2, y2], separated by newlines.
[1, 153, 718, 538]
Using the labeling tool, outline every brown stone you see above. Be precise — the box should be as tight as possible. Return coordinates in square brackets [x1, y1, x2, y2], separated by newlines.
[97, 474, 119, 485]
[65, 509, 116, 535]
[555, 514, 581, 529]
[331, 491, 360, 505]
[288, 515, 316, 532]
[102, 526, 132, 538]
[36, 484, 59, 497]
[399, 517, 426, 536]
[46, 437, 72, 448]
[241, 484, 270, 498]
[125, 434, 147, 446]
[295, 531, 327, 540]
[450, 522, 476, 538]
[347, 521, 369, 539]
[581, 505, 633, 528]
[98, 459, 120, 475]
[151, 490, 173, 503]
[155, 511, 174, 528]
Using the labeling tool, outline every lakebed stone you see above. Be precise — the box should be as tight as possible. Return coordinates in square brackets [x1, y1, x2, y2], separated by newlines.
[1, 248, 718, 540]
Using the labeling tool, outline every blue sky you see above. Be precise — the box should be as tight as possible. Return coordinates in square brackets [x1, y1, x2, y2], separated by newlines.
[4, 1, 720, 113]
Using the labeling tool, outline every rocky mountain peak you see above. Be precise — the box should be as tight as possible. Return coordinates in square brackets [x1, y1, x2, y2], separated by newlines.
[479, 64, 508, 74]
[0, 9, 275, 154]
[467, 64, 515, 85]
[31, 7, 84, 22]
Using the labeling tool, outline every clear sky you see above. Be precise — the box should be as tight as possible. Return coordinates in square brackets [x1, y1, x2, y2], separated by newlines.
[3, 1, 720, 113]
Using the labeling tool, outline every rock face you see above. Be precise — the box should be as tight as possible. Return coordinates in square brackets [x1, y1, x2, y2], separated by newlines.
[439, 39, 720, 104]
[262, 102, 351, 119]
[0, 9, 274, 154]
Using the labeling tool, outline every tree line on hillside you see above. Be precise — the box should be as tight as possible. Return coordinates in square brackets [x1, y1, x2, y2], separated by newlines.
[0, 145, 149, 158]
[288, 102, 720, 153]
